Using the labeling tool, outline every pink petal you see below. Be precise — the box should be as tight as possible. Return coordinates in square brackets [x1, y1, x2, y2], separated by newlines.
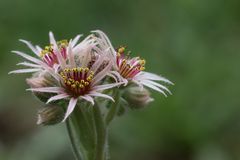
[62, 98, 78, 122]
[27, 87, 64, 93]
[17, 62, 41, 68]
[138, 72, 174, 85]
[9, 68, 41, 74]
[12, 51, 44, 66]
[80, 95, 94, 105]
[141, 79, 172, 94]
[71, 34, 82, 47]
[92, 61, 113, 86]
[49, 32, 66, 68]
[19, 39, 39, 56]
[140, 81, 167, 97]
[92, 82, 123, 92]
[88, 92, 114, 102]
[47, 93, 69, 104]
[67, 41, 76, 68]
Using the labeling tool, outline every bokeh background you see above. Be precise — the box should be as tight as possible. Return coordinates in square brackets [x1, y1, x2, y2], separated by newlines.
[1, 0, 240, 160]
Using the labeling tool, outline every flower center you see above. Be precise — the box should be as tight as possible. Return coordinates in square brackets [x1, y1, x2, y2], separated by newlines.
[116, 46, 145, 79]
[60, 67, 94, 97]
[40, 40, 68, 67]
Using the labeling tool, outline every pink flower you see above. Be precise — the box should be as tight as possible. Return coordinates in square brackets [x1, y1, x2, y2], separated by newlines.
[10, 31, 123, 121]
[9, 32, 95, 74]
[92, 30, 173, 96]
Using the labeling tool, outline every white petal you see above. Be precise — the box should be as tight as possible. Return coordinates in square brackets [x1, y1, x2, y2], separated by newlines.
[80, 95, 94, 105]
[141, 79, 172, 94]
[91, 30, 116, 55]
[49, 31, 58, 48]
[92, 61, 113, 86]
[90, 55, 105, 73]
[12, 51, 44, 65]
[19, 39, 39, 56]
[71, 34, 82, 47]
[92, 82, 123, 92]
[88, 92, 114, 102]
[62, 98, 78, 122]
[27, 87, 64, 93]
[47, 93, 69, 104]
[9, 68, 41, 74]
[67, 40, 76, 68]
[17, 62, 41, 68]
[138, 71, 174, 85]
[36, 45, 43, 53]
[141, 81, 167, 97]
[47, 68, 61, 81]
[109, 71, 128, 85]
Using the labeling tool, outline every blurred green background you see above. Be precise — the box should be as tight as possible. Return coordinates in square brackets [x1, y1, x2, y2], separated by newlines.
[1, 0, 240, 159]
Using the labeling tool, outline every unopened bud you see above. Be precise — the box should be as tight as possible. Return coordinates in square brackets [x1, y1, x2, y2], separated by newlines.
[123, 86, 153, 109]
[27, 71, 57, 103]
[37, 105, 64, 125]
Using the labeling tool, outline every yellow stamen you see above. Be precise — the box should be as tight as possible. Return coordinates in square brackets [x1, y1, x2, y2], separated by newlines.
[118, 47, 125, 54]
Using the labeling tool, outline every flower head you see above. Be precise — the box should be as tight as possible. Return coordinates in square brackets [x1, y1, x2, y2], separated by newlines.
[116, 46, 145, 79]
[9, 32, 95, 74]
[40, 39, 68, 67]
[10, 31, 122, 121]
[91, 30, 173, 96]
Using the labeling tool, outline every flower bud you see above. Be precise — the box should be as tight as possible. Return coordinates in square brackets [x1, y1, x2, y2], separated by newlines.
[37, 105, 64, 125]
[26, 71, 57, 103]
[123, 86, 153, 109]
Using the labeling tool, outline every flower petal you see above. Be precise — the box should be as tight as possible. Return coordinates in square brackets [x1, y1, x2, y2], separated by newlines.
[140, 81, 167, 97]
[26, 87, 64, 93]
[71, 34, 82, 47]
[47, 93, 69, 104]
[67, 40, 76, 68]
[9, 68, 41, 74]
[17, 62, 41, 68]
[91, 30, 116, 55]
[62, 98, 78, 122]
[137, 72, 174, 85]
[49, 31, 66, 68]
[92, 61, 113, 85]
[88, 92, 114, 102]
[92, 82, 123, 92]
[141, 79, 172, 94]
[19, 39, 39, 56]
[80, 95, 95, 105]
[12, 51, 45, 66]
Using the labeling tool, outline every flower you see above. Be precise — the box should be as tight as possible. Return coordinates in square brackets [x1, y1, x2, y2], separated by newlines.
[123, 86, 154, 109]
[91, 30, 173, 96]
[9, 32, 96, 74]
[10, 31, 123, 121]
[37, 105, 65, 125]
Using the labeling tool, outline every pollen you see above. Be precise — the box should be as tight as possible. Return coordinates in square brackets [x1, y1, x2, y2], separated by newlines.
[40, 40, 68, 67]
[118, 46, 126, 54]
[57, 39, 68, 48]
[40, 44, 53, 58]
[60, 67, 95, 96]
[116, 46, 146, 79]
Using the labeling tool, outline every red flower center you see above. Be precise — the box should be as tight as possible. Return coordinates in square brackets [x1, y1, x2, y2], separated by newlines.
[40, 40, 68, 67]
[116, 47, 145, 79]
[60, 67, 94, 97]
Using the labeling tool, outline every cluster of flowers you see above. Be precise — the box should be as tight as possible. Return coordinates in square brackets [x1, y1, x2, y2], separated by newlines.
[10, 30, 172, 122]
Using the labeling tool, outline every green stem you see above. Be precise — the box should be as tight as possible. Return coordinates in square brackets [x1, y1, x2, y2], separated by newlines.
[94, 103, 108, 160]
[66, 103, 96, 160]
[66, 102, 108, 160]
[66, 115, 84, 160]
[105, 90, 121, 125]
